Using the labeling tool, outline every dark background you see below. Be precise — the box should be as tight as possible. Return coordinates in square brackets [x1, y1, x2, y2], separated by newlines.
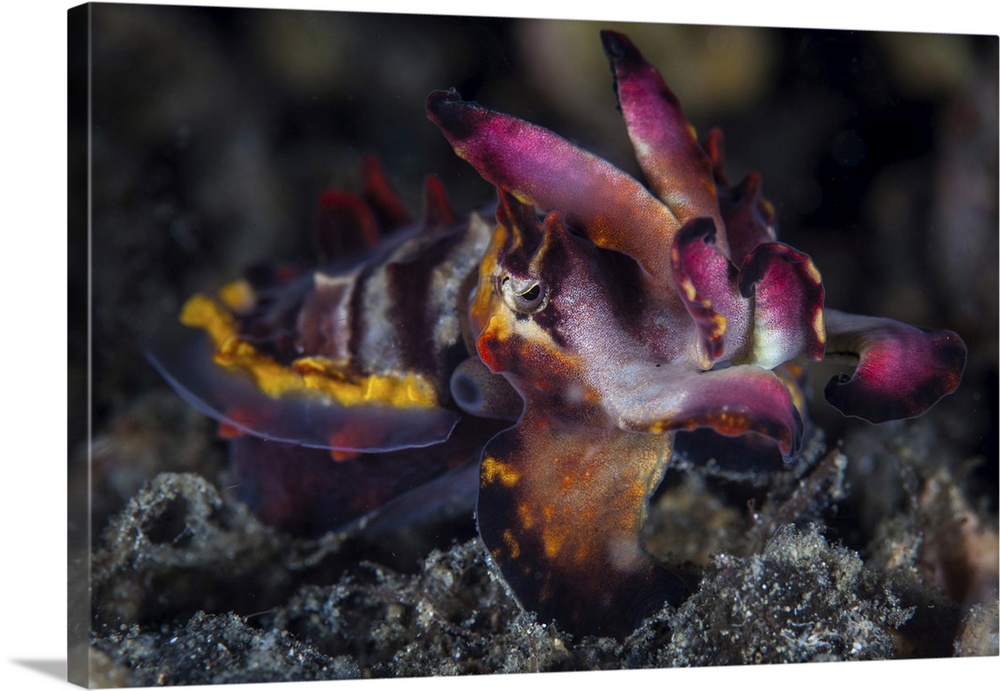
[71, 4, 998, 527]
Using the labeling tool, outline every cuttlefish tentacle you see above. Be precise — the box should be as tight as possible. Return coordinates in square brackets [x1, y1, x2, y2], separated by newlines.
[600, 30, 726, 249]
[738, 240, 826, 369]
[822, 309, 966, 422]
[669, 218, 745, 367]
[477, 404, 679, 639]
[668, 216, 825, 372]
[717, 170, 778, 266]
[426, 89, 682, 287]
[605, 362, 804, 459]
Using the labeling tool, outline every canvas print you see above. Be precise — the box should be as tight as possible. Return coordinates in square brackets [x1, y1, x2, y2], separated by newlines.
[68, 3, 998, 686]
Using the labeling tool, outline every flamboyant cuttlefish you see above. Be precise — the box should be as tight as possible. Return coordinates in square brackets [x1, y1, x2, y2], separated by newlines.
[148, 30, 967, 639]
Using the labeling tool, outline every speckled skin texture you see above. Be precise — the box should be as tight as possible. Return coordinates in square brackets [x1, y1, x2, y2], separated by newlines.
[73, 5, 998, 684]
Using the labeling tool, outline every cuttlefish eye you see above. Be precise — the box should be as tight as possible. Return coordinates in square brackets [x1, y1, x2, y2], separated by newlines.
[500, 274, 548, 314]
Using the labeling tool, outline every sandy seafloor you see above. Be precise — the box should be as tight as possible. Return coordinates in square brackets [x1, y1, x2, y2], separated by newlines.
[70, 5, 998, 686]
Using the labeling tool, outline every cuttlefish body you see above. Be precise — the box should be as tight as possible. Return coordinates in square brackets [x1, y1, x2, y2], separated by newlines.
[152, 30, 966, 641]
